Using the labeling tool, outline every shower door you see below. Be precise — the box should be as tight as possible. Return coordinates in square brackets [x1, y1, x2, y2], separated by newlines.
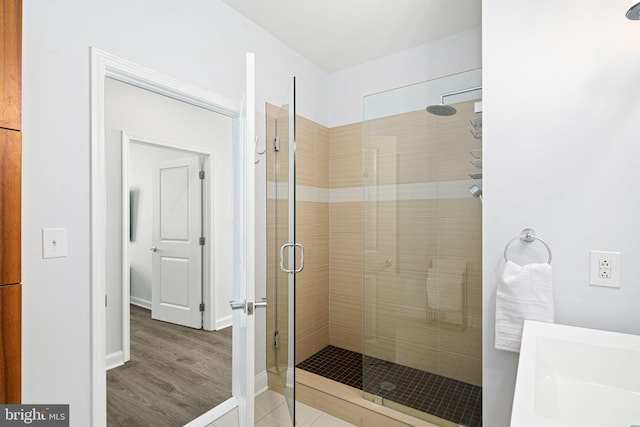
[274, 77, 300, 424]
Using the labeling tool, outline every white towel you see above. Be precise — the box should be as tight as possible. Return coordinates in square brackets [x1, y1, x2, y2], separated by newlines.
[426, 269, 464, 312]
[495, 261, 554, 353]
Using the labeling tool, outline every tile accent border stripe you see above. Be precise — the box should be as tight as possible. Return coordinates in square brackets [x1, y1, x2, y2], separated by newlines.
[267, 180, 482, 203]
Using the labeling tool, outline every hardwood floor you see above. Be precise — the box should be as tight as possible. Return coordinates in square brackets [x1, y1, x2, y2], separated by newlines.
[107, 305, 232, 426]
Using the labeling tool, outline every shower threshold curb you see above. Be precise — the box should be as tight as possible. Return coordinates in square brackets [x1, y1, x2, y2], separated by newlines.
[296, 369, 458, 427]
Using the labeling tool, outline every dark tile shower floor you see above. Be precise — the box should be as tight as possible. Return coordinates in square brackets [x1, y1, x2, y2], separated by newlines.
[297, 346, 482, 427]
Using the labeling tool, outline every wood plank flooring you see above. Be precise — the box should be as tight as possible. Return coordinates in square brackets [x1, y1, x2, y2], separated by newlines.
[107, 305, 232, 427]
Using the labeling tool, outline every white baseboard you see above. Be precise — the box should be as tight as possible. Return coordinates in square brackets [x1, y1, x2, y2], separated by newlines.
[255, 370, 269, 396]
[106, 350, 124, 371]
[215, 315, 232, 330]
[130, 296, 151, 310]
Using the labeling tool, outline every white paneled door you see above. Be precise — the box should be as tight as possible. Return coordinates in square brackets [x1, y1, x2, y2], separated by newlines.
[151, 155, 203, 329]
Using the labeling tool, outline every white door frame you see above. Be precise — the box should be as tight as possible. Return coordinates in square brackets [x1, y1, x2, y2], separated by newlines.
[90, 48, 244, 426]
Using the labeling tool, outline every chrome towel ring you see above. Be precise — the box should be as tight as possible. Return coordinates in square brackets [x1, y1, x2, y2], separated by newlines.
[504, 228, 552, 264]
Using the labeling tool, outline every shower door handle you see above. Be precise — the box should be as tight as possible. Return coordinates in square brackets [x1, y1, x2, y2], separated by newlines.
[279, 242, 304, 273]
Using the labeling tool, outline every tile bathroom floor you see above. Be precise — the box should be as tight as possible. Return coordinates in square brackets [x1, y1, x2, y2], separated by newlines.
[207, 389, 354, 427]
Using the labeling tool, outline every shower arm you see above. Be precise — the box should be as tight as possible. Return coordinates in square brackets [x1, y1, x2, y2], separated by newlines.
[439, 86, 482, 105]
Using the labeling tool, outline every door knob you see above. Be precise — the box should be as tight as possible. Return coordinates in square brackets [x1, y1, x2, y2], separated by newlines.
[149, 246, 157, 252]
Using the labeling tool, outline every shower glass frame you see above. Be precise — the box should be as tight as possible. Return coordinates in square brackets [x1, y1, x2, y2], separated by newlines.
[274, 78, 297, 424]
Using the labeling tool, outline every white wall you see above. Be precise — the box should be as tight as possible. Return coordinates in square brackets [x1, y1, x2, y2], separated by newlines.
[363, 68, 481, 121]
[327, 27, 482, 127]
[483, 1, 640, 425]
[22, 1, 327, 424]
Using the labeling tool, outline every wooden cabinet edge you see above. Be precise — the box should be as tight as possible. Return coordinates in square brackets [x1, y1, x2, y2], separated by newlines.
[0, 129, 21, 285]
[0, 0, 22, 405]
[0, 0, 23, 131]
[0, 283, 21, 403]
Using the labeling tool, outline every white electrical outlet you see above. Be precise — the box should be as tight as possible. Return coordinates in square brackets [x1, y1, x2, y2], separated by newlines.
[590, 250, 620, 288]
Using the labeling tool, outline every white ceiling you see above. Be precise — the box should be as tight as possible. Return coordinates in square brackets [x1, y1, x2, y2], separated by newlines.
[220, 0, 482, 72]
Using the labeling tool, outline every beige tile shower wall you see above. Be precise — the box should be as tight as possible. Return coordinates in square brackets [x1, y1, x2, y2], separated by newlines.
[359, 100, 482, 386]
[329, 201, 363, 353]
[295, 116, 330, 364]
[329, 123, 363, 189]
[328, 123, 364, 353]
[365, 102, 480, 186]
[297, 116, 330, 189]
[295, 201, 330, 363]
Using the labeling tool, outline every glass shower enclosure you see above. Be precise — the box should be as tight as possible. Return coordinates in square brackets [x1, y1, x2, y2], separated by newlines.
[268, 70, 482, 427]
[362, 69, 483, 427]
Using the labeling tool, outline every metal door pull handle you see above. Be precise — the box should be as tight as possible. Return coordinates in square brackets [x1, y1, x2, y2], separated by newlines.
[229, 299, 266, 315]
[229, 300, 245, 311]
[279, 242, 304, 273]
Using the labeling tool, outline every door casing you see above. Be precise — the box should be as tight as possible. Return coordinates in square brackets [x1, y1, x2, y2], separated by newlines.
[90, 48, 249, 426]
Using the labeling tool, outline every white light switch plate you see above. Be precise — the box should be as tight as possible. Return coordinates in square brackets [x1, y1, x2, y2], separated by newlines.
[42, 228, 67, 258]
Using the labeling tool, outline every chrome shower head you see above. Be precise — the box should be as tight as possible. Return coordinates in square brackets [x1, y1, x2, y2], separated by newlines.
[627, 1, 640, 19]
[426, 104, 457, 116]
[427, 85, 482, 117]
[469, 184, 483, 200]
